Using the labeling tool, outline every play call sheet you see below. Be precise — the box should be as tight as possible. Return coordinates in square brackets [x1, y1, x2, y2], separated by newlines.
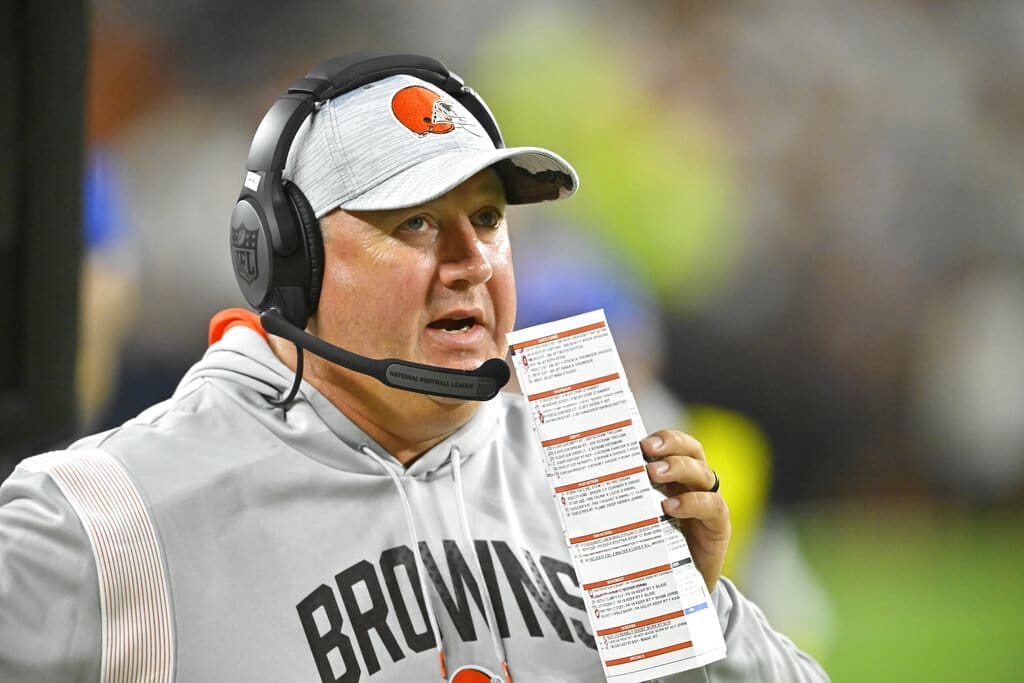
[507, 309, 726, 682]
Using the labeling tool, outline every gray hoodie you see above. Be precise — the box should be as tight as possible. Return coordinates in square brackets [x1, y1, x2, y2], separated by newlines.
[0, 323, 828, 682]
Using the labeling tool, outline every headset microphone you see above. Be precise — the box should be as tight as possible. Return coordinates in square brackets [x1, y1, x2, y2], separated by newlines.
[260, 309, 510, 401]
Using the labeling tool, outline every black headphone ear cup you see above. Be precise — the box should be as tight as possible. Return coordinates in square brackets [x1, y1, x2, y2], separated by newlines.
[282, 180, 324, 319]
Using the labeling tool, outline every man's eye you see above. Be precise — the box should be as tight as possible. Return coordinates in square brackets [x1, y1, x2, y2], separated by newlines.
[400, 216, 429, 232]
[474, 208, 502, 228]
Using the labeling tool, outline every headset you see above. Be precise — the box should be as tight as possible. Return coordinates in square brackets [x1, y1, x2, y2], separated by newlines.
[229, 52, 510, 404]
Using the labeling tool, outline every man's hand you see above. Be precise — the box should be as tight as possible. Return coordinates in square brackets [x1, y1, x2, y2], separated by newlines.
[642, 429, 731, 592]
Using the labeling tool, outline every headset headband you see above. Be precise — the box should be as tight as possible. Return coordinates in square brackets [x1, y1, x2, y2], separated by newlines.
[246, 53, 504, 174]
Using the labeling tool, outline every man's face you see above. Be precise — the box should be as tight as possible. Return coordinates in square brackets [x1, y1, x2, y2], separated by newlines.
[306, 168, 516, 407]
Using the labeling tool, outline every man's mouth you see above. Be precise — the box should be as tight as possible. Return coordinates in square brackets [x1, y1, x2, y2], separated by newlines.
[428, 317, 476, 334]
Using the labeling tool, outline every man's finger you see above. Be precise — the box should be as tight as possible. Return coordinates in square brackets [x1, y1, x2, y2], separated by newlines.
[646, 455, 717, 491]
[661, 490, 730, 528]
[639, 429, 707, 463]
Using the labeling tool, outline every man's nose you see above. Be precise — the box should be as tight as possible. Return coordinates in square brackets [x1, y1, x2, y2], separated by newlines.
[438, 219, 494, 287]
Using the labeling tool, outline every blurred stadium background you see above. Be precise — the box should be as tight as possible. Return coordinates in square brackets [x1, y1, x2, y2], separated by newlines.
[5, 1, 1024, 680]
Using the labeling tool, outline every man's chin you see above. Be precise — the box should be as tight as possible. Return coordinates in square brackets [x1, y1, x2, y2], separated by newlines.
[427, 394, 478, 408]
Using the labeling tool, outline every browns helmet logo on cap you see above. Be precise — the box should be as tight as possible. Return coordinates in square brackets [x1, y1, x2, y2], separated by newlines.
[391, 85, 458, 136]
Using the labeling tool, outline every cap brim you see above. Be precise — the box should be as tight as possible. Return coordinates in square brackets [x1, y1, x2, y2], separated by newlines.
[334, 146, 578, 212]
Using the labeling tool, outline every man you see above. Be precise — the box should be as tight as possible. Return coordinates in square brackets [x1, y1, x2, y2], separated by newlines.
[0, 54, 828, 681]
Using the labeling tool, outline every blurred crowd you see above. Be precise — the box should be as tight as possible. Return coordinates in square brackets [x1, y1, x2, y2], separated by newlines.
[71, 0, 1024, 517]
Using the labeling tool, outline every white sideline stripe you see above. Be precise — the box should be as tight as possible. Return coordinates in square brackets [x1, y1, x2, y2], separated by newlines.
[27, 449, 174, 682]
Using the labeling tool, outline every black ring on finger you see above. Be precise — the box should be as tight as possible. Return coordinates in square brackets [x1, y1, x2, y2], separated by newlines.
[709, 468, 720, 493]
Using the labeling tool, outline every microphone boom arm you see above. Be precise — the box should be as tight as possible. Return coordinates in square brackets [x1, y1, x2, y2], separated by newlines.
[259, 309, 509, 401]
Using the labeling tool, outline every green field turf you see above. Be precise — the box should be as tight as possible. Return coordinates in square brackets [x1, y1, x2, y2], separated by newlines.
[791, 503, 1023, 683]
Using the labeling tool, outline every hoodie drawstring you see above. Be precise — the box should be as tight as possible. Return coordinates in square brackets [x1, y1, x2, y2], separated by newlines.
[360, 444, 512, 683]
[360, 445, 448, 680]
[451, 446, 512, 683]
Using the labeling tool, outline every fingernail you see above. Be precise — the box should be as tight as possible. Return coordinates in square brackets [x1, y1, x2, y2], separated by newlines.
[663, 498, 680, 512]
[650, 461, 669, 475]
[643, 435, 664, 451]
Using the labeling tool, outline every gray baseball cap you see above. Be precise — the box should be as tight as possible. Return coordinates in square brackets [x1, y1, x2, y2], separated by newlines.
[284, 74, 579, 217]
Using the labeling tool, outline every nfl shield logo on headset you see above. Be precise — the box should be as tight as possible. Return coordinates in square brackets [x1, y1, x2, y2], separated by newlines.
[232, 224, 260, 285]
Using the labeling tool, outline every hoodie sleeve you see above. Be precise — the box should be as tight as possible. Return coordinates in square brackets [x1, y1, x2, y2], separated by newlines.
[0, 463, 102, 682]
[654, 577, 830, 683]
[696, 576, 832, 682]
